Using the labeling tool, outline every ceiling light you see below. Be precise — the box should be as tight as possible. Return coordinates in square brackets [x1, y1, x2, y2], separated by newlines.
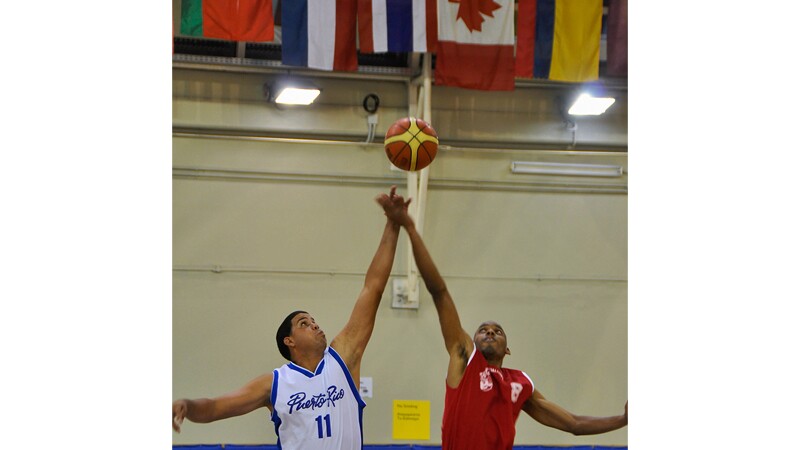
[274, 87, 321, 105]
[567, 93, 615, 116]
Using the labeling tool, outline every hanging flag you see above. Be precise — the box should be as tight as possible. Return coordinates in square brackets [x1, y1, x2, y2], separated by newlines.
[514, 0, 555, 78]
[514, 0, 537, 78]
[357, 0, 438, 53]
[549, 0, 601, 81]
[515, 0, 602, 82]
[282, 0, 359, 71]
[435, 0, 516, 90]
[180, 0, 204, 37]
[533, 0, 555, 78]
[606, 0, 628, 77]
[179, 0, 274, 42]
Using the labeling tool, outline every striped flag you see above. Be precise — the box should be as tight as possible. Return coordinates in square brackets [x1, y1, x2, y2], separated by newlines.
[357, 0, 438, 53]
[515, 0, 602, 82]
[435, 0, 516, 91]
[282, 0, 359, 71]
[179, 0, 274, 42]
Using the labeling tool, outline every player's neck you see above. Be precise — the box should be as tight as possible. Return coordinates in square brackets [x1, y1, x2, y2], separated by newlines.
[291, 349, 325, 373]
[481, 351, 505, 368]
[486, 358, 504, 368]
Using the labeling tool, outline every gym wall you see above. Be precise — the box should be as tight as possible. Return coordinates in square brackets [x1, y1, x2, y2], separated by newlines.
[172, 66, 627, 446]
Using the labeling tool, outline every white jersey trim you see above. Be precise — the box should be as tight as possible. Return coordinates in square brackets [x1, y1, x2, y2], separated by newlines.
[328, 346, 367, 408]
[521, 371, 535, 394]
[466, 345, 477, 366]
[270, 368, 282, 442]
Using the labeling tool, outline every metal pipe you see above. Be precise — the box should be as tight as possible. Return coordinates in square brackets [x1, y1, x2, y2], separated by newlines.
[173, 55, 626, 91]
[417, 53, 433, 237]
[415, 88, 424, 118]
[406, 167, 419, 298]
[423, 54, 432, 121]
[404, 74, 422, 303]
[172, 265, 627, 283]
[173, 55, 413, 82]
[172, 166, 627, 194]
[172, 130, 626, 155]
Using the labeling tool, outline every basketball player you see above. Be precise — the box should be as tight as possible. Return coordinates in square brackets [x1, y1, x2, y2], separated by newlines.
[172, 186, 409, 449]
[382, 194, 627, 450]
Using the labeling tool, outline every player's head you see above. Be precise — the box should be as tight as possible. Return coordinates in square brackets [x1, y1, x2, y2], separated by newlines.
[473, 321, 511, 363]
[276, 310, 327, 361]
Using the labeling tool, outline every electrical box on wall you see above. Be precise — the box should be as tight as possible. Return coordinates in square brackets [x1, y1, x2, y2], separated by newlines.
[391, 278, 419, 309]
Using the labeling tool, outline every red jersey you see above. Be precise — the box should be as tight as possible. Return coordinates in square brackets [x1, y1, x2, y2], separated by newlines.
[441, 346, 534, 450]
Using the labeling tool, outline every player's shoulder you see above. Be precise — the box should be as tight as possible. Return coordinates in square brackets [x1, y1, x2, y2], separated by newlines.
[505, 367, 534, 384]
[240, 371, 276, 395]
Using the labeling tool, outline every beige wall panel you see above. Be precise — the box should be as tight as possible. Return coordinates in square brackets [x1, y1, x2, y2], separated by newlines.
[173, 63, 627, 446]
[173, 272, 627, 446]
[173, 139, 627, 445]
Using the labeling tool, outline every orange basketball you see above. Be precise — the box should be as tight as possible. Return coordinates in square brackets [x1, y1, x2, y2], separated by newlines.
[384, 117, 439, 171]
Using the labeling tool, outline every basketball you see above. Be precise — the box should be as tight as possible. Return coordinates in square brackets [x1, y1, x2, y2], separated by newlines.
[384, 117, 439, 171]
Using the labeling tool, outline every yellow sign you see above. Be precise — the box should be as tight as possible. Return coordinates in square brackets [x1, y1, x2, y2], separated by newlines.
[392, 399, 430, 440]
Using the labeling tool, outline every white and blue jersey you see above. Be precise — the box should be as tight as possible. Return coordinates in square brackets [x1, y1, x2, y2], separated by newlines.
[271, 346, 366, 450]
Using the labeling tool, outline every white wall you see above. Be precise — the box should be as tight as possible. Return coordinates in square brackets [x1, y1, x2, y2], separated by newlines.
[173, 127, 628, 445]
[172, 53, 629, 444]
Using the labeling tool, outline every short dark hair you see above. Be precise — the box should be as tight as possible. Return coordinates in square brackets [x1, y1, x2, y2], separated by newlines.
[276, 310, 307, 361]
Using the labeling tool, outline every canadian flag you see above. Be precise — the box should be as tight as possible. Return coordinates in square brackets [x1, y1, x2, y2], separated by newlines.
[434, 0, 515, 91]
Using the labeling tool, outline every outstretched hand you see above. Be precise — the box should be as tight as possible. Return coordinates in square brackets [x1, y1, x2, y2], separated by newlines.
[376, 185, 413, 226]
[173, 400, 186, 432]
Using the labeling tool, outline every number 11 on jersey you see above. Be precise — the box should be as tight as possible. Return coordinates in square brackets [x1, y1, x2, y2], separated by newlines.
[315, 414, 332, 438]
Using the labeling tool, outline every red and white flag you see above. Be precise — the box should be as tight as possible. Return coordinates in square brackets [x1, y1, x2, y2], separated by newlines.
[434, 0, 515, 90]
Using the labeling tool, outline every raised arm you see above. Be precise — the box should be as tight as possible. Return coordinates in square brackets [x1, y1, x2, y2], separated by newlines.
[381, 192, 474, 388]
[330, 187, 402, 379]
[521, 389, 627, 435]
[172, 372, 274, 433]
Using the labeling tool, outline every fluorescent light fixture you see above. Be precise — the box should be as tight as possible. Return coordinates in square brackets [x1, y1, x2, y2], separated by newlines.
[510, 161, 623, 177]
[568, 93, 615, 115]
[275, 87, 321, 105]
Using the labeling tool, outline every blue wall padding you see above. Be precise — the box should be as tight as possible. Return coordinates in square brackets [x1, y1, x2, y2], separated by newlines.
[173, 446, 224, 450]
[177, 445, 626, 450]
